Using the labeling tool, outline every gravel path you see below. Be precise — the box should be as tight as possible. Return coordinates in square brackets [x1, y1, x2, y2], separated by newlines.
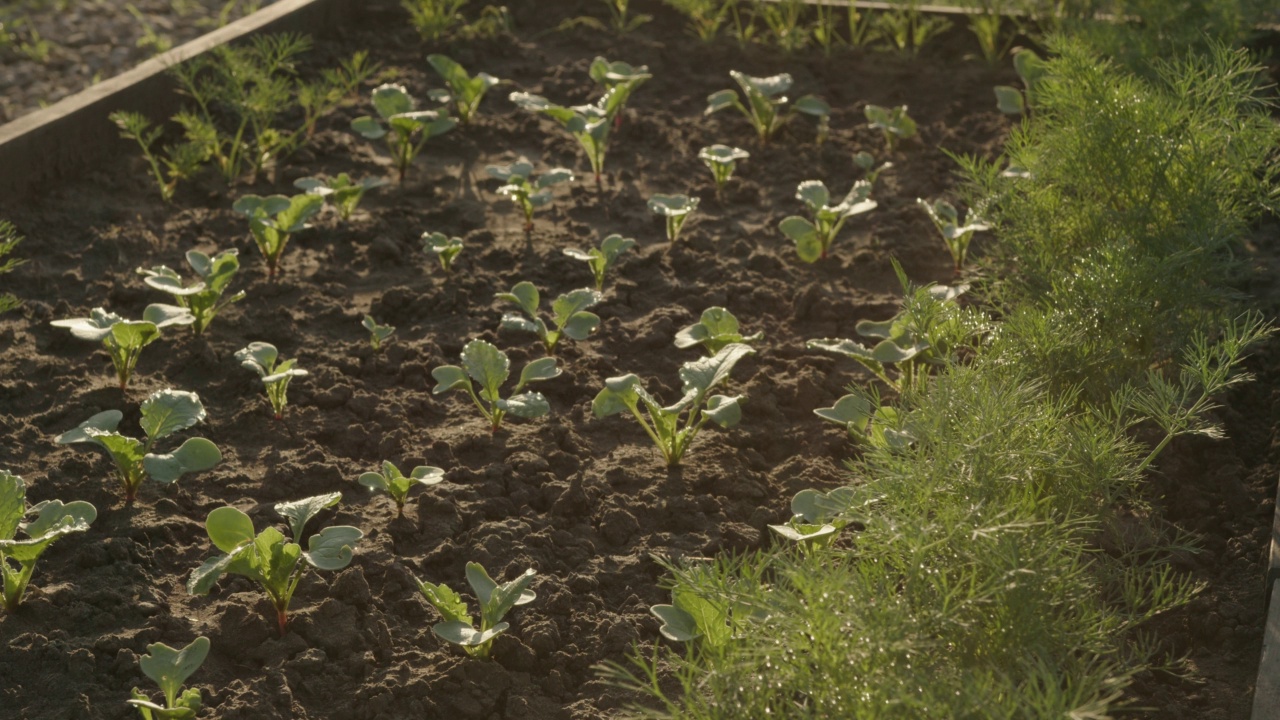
[0, 0, 277, 125]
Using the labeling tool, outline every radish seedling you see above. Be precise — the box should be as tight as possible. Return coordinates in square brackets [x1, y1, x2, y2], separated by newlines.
[363, 315, 395, 351]
[417, 562, 536, 660]
[188, 493, 362, 635]
[427, 53, 501, 124]
[52, 305, 196, 390]
[55, 389, 223, 503]
[137, 249, 245, 336]
[864, 104, 917, 153]
[778, 180, 877, 262]
[510, 92, 611, 186]
[232, 193, 325, 281]
[650, 589, 730, 646]
[698, 144, 749, 196]
[432, 339, 561, 432]
[593, 343, 754, 466]
[359, 461, 444, 517]
[813, 388, 915, 450]
[0, 470, 96, 612]
[352, 83, 458, 183]
[918, 198, 991, 273]
[674, 307, 762, 356]
[486, 158, 574, 234]
[808, 281, 972, 392]
[994, 48, 1047, 116]
[705, 71, 829, 145]
[422, 232, 463, 272]
[126, 636, 209, 720]
[853, 151, 893, 189]
[497, 282, 604, 354]
[563, 233, 636, 290]
[588, 56, 651, 124]
[236, 342, 308, 420]
[294, 174, 388, 220]
[649, 194, 700, 243]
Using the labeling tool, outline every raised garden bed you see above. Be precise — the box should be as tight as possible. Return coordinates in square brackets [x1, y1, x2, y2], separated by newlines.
[0, 0, 1277, 718]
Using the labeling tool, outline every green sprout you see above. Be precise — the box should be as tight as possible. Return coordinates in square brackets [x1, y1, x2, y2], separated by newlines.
[592, 343, 754, 467]
[486, 158, 574, 234]
[236, 342, 308, 420]
[427, 53, 501, 124]
[432, 339, 561, 432]
[137, 248, 246, 335]
[422, 232, 463, 272]
[563, 234, 636, 291]
[864, 104, 917, 153]
[363, 315, 395, 351]
[0, 470, 96, 612]
[649, 194, 700, 243]
[126, 636, 210, 720]
[188, 493, 362, 635]
[698, 144, 749, 196]
[294, 174, 388, 220]
[705, 71, 829, 145]
[918, 198, 991, 273]
[51, 305, 195, 390]
[352, 83, 457, 183]
[417, 563, 536, 660]
[55, 389, 223, 503]
[674, 307, 763, 356]
[778, 180, 878, 262]
[496, 282, 604, 354]
[232, 193, 325, 281]
[359, 461, 445, 518]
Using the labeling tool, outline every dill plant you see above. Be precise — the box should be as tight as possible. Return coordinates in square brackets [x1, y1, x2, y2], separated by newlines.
[602, 37, 1280, 719]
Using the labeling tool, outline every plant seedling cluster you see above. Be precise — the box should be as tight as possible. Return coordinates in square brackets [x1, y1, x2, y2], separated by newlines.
[593, 343, 754, 466]
[0, 470, 96, 612]
[706, 71, 830, 145]
[359, 461, 445, 517]
[352, 83, 458, 183]
[563, 234, 636, 290]
[137, 249, 245, 336]
[649, 194, 701, 243]
[675, 307, 762, 355]
[295, 174, 388, 220]
[779, 180, 878, 262]
[497, 282, 604, 354]
[127, 636, 210, 720]
[418, 562, 536, 659]
[233, 193, 325, 281]
[432, 340, 561, 432]
[188, 492, 362, 635]
[53, 305, 195, 391]
[56, 389, 223, 502]
[236, 342, 308, 420]
[486, 158, 574, 234]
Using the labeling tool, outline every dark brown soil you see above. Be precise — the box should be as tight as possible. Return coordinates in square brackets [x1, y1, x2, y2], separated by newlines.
[0, 0, 1271, 718]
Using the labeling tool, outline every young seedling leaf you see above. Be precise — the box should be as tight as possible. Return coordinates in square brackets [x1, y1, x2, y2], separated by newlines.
[143, 438, 222, 485]
[275, 492, 342, 540]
